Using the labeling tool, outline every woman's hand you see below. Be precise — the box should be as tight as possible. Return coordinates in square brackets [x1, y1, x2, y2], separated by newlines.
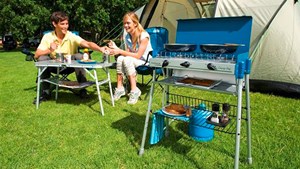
[107, 40, 121, 55]
[109, 48, 120, 56]
[108, 40, 119, 49]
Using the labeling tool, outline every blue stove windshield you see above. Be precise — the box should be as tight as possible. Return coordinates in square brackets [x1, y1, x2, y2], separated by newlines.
[176, 16, 252, 59]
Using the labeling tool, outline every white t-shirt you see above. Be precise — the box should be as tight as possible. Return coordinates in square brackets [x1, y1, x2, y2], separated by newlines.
[124, 31, 153, 61]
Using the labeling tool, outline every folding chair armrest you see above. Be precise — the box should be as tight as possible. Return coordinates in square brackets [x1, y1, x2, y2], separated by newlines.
[143, 51, 153, 65]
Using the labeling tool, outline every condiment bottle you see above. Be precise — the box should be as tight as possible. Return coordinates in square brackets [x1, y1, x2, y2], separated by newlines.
[221, 103, 230, 123]
[186, 106, 192, 117]
[103, 50, 110, 63]
[83, 48, 90, 60]
[210, 103, 220, 123]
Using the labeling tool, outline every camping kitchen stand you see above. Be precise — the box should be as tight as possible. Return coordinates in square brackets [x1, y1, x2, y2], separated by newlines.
[139, 16, 253, 169]
[35, 60, 115, 116]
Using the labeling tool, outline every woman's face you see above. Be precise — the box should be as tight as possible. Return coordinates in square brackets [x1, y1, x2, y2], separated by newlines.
[123, 17, 137, 34]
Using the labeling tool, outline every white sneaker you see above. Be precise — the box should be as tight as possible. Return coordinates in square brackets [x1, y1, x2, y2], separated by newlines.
[127, 88, 141, 104]
[113, 88, 126, 101]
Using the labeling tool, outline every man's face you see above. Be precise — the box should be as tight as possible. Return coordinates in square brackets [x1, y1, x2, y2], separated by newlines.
[53, 19, 69, 35]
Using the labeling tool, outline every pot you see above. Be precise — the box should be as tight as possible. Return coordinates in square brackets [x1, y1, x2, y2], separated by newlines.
[200, 44, 244, 54]
[165, 43, 197, 52]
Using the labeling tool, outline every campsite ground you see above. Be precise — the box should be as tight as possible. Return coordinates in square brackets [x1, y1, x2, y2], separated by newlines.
[0, 48, 299, 168]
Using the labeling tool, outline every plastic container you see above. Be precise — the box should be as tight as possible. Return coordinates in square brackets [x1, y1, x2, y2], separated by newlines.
[83, 48, 90, 60]
[189, 108, 215, 142]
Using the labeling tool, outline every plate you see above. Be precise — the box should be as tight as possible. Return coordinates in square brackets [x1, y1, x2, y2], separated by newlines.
[77, 60, 97, 64]
[161, 104, 187, 117]
[162, 108, 186, 117]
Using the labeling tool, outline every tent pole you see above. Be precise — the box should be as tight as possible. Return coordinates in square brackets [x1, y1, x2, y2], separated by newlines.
[250, 0, 288, 59]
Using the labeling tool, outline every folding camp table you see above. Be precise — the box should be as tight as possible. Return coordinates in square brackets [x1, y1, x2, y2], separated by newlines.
[35, 60, 115, 116]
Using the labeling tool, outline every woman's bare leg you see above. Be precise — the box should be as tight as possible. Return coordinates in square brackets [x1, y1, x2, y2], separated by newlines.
[129, 74, 137, 91]
[117, 73, 124, 89]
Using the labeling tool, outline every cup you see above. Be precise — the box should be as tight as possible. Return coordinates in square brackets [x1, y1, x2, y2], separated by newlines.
[56, 53, 64, 62]
[65, 54, 72, 64]
[103, 50, 110, 63]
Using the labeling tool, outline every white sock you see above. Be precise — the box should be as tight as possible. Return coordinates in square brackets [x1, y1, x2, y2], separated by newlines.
[117, 86, 125, 91]
[131, 88, 140, 92]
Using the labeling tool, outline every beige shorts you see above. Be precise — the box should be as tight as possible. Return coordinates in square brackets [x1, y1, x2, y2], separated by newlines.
[116, 55, 146, 76]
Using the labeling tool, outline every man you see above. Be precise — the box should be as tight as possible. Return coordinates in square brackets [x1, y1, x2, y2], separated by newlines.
[34, 11, 107, 104]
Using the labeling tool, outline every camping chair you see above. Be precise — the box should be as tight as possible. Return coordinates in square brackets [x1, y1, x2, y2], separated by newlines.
[136, 27, 169, 86]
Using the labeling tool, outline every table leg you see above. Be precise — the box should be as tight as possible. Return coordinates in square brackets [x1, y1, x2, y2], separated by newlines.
[36, 67, 47, 109]
[93, 69, 105, 116]
[55, 67, 59, 100]
[106, 67, 115, 107]
[36, 67, 42, 109]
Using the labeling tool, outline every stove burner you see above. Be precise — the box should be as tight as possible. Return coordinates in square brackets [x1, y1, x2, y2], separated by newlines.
[157, 51, 236, 63]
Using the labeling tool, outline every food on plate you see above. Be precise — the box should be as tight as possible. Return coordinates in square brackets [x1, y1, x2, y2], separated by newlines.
[164, 103, 186, 115]
[177, 78, 216, 87]
[80, 59, 94, 62]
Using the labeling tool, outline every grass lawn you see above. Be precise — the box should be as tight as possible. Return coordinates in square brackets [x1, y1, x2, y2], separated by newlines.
[0, 48, 299, 168]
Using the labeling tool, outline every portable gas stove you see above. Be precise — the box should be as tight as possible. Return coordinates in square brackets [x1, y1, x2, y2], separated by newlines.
[150, 16, 252, 88]
[139, 16, 253, 169]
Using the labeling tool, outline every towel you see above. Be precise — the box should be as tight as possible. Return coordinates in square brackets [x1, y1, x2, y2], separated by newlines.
[150, 112, 165, 145]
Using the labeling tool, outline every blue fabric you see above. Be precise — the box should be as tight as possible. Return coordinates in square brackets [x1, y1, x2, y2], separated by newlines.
[146, 27, 169, 57]
[136, 65, 153, 75]
[43, 30, 79, 36]
[150, 113, 165, 145]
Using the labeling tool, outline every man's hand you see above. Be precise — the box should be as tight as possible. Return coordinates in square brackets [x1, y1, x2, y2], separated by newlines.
[100, 46, 110, 54]
[50, 41, 58, 52]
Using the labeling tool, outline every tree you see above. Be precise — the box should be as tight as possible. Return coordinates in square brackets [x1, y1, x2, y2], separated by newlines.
[0, 0, 148, 44]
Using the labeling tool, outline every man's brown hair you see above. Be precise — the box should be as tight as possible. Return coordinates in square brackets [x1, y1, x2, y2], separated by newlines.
[50, 11, 69, 24]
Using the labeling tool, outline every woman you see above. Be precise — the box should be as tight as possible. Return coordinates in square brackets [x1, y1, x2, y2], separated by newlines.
[108, 12, 152, 104]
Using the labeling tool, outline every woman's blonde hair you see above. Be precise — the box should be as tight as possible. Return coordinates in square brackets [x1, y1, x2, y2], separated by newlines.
[123, 11, 145, 51]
